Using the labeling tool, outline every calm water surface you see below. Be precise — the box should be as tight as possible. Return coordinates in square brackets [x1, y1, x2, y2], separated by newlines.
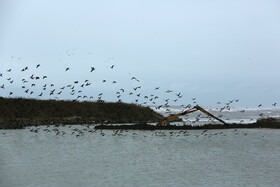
[1, 126, 280, 187]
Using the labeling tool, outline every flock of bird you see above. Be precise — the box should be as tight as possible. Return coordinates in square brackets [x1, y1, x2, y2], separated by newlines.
[0, 52, 279, 130]
[23, 124, 253, 138]
[1, 60, 183, 107]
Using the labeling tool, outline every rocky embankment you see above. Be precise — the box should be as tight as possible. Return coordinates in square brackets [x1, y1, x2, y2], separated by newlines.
[0, 97, 164, 129]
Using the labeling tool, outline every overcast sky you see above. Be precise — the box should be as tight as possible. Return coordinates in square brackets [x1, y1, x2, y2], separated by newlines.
[1, 0, 280, 107]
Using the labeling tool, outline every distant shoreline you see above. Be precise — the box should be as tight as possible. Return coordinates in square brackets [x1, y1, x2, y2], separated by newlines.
[1, 97, 280, 130]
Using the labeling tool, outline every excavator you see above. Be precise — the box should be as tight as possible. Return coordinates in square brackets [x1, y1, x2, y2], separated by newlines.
[157, 105, 227, 126]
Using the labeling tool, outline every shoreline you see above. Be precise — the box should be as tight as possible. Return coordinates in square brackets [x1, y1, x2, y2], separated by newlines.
[1, 118, 280, 130]
[94, 121, 280, 130]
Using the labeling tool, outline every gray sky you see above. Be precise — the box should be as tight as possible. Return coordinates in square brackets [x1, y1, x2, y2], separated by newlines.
[1, 0, 280, 107]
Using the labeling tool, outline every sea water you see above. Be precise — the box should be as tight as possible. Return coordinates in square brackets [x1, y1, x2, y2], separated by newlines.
[1, 108, 280, 187]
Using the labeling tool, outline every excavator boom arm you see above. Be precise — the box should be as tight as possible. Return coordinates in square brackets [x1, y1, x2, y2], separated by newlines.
[158, 105, 226, 126]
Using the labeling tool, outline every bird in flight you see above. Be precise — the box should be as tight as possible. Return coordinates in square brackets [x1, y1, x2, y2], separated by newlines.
[65, 67, 70, 71]
[131, 77, 140, 82]
[90, 67, 95, 72]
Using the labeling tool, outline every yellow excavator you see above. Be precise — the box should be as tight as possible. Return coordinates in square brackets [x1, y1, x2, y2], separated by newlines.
[157, 105, 227, 126]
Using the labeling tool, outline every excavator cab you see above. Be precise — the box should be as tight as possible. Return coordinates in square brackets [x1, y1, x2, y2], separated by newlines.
[157, 105, 227, 126]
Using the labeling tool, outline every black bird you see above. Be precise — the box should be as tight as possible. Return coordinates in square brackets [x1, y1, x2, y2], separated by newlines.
[0, 73, 2, 77]
[90, 67, 95, 72]
[155, 87, 160, 90]
[9, 92, 13, 95]
[258, 104, 262, 108]
[110, 65, 115, 69]
[65, 67, 70, 71]
[272, 103, 277, 106]
[7, 69, 11, 72]
[133, 86, 141, 91]
[43, 76, 47, 79]
[131, 77, 140, 82]
[36, 64, 40, 68]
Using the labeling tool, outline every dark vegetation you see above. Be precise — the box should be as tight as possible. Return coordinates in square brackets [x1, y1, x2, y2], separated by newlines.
[0, 97, 164, 129]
